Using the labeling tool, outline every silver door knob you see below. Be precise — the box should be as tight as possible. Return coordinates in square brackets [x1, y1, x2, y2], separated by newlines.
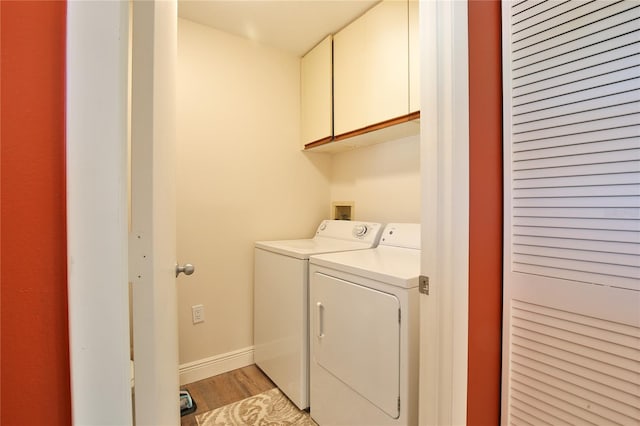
[176, 263, 195, 277]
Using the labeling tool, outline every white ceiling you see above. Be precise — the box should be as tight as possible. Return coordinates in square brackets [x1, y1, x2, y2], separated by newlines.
[178, 0, 379, 56]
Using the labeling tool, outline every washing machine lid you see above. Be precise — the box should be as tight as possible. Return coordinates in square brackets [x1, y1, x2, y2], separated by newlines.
[309, 246, 421, 288]
[255, 238, 376, 260]
[255, 220, 383, 260]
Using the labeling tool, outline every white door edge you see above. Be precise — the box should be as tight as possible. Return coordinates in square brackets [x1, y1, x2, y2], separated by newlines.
[130, 1, 180, 424]
[419, 1, 470, 425]
[66, 2, 133, 424]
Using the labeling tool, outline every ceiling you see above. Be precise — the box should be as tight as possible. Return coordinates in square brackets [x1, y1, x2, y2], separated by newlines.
[177, 0, 379, 56]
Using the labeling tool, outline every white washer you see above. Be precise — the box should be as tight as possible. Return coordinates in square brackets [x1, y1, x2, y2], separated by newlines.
[309, 223, 420, 425]
[254, 220, 383, 410]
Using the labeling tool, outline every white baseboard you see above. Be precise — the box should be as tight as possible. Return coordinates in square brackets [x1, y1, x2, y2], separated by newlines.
[179, 346, 254, 385]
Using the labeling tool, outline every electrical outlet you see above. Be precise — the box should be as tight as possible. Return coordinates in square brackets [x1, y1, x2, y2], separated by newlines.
[192, 304, 204, 324]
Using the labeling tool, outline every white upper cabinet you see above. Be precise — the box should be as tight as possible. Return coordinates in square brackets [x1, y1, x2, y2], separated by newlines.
[301, 0, 420, 152]
[333, 0, 409, 136]
[301, 36, 333, 147]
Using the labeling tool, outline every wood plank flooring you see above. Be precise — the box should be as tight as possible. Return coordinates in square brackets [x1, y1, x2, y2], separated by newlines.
[180, 364, 276, 426]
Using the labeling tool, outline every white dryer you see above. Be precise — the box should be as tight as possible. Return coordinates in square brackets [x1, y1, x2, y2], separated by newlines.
[309, 223, 420, 425]
[254, 220, 383, 410]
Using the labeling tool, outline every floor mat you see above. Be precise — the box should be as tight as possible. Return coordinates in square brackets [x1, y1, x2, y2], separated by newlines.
[196, 387, 317, 426]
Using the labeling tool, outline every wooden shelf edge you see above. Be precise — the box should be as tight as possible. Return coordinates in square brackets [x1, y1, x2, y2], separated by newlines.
[304, 136, 334, 150]
[304, 111, 420, 153]
[334, 111, 420, 142]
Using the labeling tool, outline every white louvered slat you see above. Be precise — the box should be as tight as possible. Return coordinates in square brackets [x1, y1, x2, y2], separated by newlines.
[512, 1, 637, 46]
[511, 374, 624, 425]
[514, 66, 640, 101]
[503, 2, 640, 425]
[512, 1, 603, 37]
[508, 301, 640, 425]
[512, 254, 639, 283]
[512, 300, 640, 334]
[513, 172, 640, 189]
[513, 46, 640, 88]
[513, 33, 640, 80]
[513, 196, 638, 209]
[513, 215, 640, 232]
[513, 70, 640, 108]
[512, 225, 638, 244]
[513, 263, 639, 290]
[513, 146, 640, 168]
[512, 316, 639, 360]
[513, 68, 640, 105]
[512, 204, 639, 218]
[512, 113, 640, 143]
[514, 183, 640, 198]
[513, 159, 640, 179]
[512, 5, 640, 62]
[511, 370, 636, 425]
[511, 395, 572, 426]
[511, 335, 636, 384]
[513, 138, 639, 160]
[511, 0, 564, 19]
[513, 243, 639, 267]
[514, 90, 640, 125]
[514, 234, 638, 256]
[512, 344, 640, 396]
[512, 305, 640, 347]
[514, 102, 639, 133]
[512, 1, 591, 33]
[513, 361, 640, 421]
[513, 127, 640, 151]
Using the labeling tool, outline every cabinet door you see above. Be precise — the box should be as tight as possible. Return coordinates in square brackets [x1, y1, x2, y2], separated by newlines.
[333, 0, 408, 136]
[301, 35, 333, 146]
[409, 0, 420, 113]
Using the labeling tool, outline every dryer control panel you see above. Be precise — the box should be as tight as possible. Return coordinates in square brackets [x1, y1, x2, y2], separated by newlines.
[379, 223, 421, 249]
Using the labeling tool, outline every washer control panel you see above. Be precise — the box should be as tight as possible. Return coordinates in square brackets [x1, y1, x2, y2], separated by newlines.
[315, 220, 382, 244]
[352, 224, 368, 238]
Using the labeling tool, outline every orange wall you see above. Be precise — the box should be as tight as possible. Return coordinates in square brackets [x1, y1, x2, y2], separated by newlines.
[0, 2, 72, 424]
[467, 0, 503, 424]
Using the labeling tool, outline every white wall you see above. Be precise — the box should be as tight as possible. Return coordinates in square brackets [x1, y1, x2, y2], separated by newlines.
[176, 17, 421, 375]
[331, 135, 421, 223]
[177, 18, 332, 365]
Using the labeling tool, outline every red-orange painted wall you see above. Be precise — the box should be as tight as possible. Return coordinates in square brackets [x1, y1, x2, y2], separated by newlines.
[467, 0, 503, 424]
[1, 1, 72, 424]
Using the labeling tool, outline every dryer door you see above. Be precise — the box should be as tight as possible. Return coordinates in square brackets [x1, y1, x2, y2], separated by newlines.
[311, 272, 401, 418]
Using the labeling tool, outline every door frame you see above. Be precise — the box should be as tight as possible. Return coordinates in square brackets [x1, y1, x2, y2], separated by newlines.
[66, 1, 179, 424]
[66, 1, 473, 424]
[66, 2, 132, 424]
[419, 0, 470, 425]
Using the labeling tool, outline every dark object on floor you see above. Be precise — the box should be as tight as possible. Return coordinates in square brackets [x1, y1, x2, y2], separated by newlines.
[180, 390, 197, 416]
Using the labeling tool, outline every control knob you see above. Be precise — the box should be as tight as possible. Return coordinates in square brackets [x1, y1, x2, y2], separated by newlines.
[353, 224, 368, 238]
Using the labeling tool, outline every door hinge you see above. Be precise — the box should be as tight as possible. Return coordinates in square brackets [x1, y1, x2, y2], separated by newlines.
[397, 396, 401, 412]
[398, 308, 401, 323]
[419, 275, 429, 295]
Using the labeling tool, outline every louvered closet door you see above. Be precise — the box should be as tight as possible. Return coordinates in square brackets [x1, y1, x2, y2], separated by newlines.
[502, 1, 640, 425]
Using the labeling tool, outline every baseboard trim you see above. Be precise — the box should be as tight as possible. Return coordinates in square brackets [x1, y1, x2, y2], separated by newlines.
[179, 346, 254, 385]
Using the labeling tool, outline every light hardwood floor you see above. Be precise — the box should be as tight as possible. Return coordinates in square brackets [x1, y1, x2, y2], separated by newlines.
[180, 364, 276, 426]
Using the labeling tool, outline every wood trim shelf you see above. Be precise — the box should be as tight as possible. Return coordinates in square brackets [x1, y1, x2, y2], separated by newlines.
[304, 111, 420, 153]
[335, 111, 420, 141]
[303, 135, 334, 150]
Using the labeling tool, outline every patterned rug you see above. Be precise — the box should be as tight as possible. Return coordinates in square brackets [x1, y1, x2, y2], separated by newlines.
[196, 388, 317, 426]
